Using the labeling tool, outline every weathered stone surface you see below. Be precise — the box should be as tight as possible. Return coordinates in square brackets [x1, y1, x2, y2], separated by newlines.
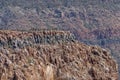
[0, 1, 120, 76]
[0, 30, 75, 48]
[0, 30, 118, 80]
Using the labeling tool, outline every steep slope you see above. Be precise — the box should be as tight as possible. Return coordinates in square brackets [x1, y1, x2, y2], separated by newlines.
[0, 0, 120, 76]
[0, 30, 118, 80]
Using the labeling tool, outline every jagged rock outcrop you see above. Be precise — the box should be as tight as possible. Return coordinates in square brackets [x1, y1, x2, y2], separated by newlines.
[0, 30, 75, 48]
[0, 0, 120, 77]
[0, 30, 118, 80]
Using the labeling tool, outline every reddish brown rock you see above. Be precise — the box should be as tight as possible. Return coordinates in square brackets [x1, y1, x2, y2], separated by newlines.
[0, 30, 118, 80]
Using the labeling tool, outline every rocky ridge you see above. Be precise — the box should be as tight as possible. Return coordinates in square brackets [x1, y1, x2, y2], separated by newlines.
[0, 30, 118, 80]
[0, 0, 120, 75]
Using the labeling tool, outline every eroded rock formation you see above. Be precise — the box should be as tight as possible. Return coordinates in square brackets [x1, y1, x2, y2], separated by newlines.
[0, 30, 118, 80]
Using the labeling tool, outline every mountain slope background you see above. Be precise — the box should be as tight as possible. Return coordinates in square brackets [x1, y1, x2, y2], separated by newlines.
[0, 0, 120, 75]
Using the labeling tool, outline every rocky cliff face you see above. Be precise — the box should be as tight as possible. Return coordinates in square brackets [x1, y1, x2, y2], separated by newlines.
[0, 1, 120, 74]
[0, 30, 118, 80]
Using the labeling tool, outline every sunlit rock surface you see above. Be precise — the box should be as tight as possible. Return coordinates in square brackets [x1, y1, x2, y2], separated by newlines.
[0, 30, 118, 80]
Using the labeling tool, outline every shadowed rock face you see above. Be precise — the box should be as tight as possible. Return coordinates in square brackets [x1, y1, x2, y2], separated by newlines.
[0, 30, 118, 80]
[0, 30, 75, 48]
